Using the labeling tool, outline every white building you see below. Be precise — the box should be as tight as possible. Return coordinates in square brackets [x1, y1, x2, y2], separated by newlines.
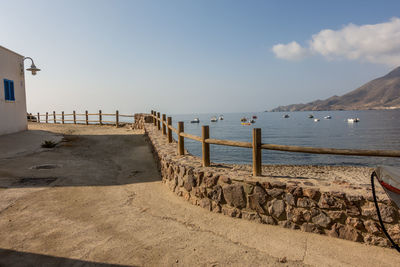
[0, 46, 28, 135]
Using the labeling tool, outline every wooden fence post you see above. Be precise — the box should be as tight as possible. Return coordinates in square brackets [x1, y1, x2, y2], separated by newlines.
[53, 111, 56, 124]
[46, 112, 48, 123]
[73, 111, 76, 124]
[202, 125, 210, 167]
[99, 110, 102, 125]
[116, 110, 119, 127]
[252, 128, 262, 176]
[177, 121, 184, 155]
[62, 111, 65, 124]
[167, 117, 172, 143]
[37, 112, 40, 123]
[162, 114, 166, 135]
[157, 112, 161, 130]
[85, 110, 89, 125]
[153, 111, 157, 126]
[151, 110, 154, 123]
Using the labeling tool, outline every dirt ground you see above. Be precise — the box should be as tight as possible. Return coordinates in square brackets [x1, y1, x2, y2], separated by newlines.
[0, 123, 398, 267]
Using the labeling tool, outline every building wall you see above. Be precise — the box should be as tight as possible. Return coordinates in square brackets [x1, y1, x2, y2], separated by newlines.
[0, 46, 27, 135]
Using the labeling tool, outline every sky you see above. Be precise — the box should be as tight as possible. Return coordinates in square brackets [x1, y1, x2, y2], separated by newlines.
[1, 0, 400, 115]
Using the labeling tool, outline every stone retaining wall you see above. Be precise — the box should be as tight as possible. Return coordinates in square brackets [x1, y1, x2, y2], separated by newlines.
[141, 116, 400, 248]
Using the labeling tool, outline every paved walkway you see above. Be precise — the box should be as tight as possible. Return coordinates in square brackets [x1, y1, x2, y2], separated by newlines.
[0, 124, 398, 266]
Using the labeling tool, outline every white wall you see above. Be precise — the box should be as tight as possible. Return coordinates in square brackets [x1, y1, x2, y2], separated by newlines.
[0, 46, 27, 135]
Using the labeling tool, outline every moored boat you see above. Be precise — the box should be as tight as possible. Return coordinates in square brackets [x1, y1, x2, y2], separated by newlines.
[211, 116, 217, 122]
[191, 118, 200, 123]
[347, 118, 360, 123]
[324, 115, 332, 119]
[283, 114, 289, 118]
[219, 115, 224, 120]
[252, 115, 258, 119]
[314, 118, 320, 122]
[250, 119, 256, 123]
[308, 114, 314, 118]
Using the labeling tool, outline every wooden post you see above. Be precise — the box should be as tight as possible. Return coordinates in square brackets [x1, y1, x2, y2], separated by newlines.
[157, 112, 161, 130]
[85, 110, 89, 125]
[177, 121, 184, 155]
[53, 111, 56, 124]
[62, 111, 65, 124]
[153, 111, 157, 126]
[162, 114, 166, 135]
[252, 128, 262, 176]
[116, 110, 119, 127]
[202, 125, 210, 167]
[99, 110, 102, 125]
[46, 112, 48, 123]
[73, 111, 76, 124]
[37, 112, 40, 123]
[151, 110, 154, 123]
[167, 117, 172, 143]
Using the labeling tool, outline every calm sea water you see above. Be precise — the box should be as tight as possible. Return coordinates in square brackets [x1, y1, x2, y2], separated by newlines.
[169, 110, 400, 167]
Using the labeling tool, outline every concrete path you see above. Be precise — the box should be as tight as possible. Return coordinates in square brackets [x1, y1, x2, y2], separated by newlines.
[0, 123, 398, 266]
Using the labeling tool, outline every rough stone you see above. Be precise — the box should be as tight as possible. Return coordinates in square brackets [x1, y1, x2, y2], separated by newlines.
[222, 184, 246, 209]
[266, 188, 284, 198]
[196, 171, 204, 186]
[327, 211, 346, 223]
[199, 198, 211, 211]
[267, 199, 286, 220]
[284, 193, 296, 206]
[346, 205, 361, 216]
[219, 175, 231, 184]
[364, 220, 381, 234]
[279, 220, 299, 230]
[345, 217, 364, 230]
[312, 212, 332, 228]
[364, 234, 389, 247]
[207, 185, 223, 204]
[361, 202, 397, 223]
[300, 223, 321, 234]
[243, 184, 254, 195]
[248, 186, 267, 214]
[260, 215, 276, 225]
[270, 181, 286, 189]
[303, 188, 321, 201]
[211, 201, 221, 213]
[318, 192, 346, 210]
[241, 211, 262, 223]
[261, 182, 272, 189]
[303, 208, 320, 222]
[328, 223, 363, 242]
[222, 206, 241, 218]
[297, 197, 317, 208]
[183, 174, 196, 192]
[287, 208, 303, 223]
[204, 175, 219, 188]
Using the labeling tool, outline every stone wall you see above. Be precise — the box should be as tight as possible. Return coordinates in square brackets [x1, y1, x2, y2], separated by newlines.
[142, 116, 400, 248]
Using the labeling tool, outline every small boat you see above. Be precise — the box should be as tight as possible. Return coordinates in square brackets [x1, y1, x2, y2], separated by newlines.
[240, 117, 247, 122]
[347, 118, 360, 123]
[283, 114, 289, 118]
[241, 122, 251, 126]
[252, 115, 258, 119]
[314, 118, 320, 122]
[219, 115, 224, 120]
[191, 118, 200, 123]
[324, 115, 332, 119]
[211, 116, 217, 122]
[250, 119, 256, 123]
[308, 114, 314, 118]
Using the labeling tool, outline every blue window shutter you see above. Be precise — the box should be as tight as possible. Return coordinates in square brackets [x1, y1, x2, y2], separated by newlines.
[4, 80, 10, 100]
[10, 81, 15, 100]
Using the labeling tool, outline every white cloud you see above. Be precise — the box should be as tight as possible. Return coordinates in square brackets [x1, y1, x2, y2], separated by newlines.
[273, 17, 400, 66]
[272, 41, 308, 60]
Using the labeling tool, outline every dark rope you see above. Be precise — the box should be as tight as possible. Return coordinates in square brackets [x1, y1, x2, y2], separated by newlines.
[371, 171, 400, 252]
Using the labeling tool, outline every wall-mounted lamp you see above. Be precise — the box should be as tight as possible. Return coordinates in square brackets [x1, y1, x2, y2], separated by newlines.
[24, 57, 41, 75]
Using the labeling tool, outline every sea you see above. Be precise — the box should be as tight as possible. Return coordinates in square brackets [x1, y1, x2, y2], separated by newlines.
[166, 110, 400, 167]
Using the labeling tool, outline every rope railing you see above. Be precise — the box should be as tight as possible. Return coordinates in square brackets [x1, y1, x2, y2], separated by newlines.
[149, 110, 400, 176]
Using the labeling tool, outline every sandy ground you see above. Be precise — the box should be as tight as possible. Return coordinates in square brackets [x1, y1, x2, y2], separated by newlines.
[0, 123, 398, 267]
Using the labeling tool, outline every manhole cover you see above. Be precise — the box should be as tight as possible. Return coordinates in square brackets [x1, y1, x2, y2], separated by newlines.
[14, 177, 58, 187]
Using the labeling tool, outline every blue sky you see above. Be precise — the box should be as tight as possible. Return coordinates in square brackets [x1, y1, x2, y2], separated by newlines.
[1, 0, 400, 114]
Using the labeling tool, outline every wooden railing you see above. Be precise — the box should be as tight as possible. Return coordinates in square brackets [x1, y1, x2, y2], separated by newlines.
[150, 110, 400, 176]
[29, 110, 134, 127]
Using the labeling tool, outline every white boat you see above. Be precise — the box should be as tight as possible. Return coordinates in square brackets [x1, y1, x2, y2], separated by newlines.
[283, 114, 289, 118]
[314, 118, 320, 122]
[219, 115, 224, 120]
[211, 116, 217, 122]
[324, 115, 332, 119]
[308, 114, 314, 118]
[191, 118, 200, 123]
[347, 118, 360, 123]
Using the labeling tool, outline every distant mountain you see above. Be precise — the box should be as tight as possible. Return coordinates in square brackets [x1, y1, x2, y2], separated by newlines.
[270, 66, 400, 112]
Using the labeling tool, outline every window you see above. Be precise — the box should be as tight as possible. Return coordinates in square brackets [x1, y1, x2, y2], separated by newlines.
[3, 79, 15, 101]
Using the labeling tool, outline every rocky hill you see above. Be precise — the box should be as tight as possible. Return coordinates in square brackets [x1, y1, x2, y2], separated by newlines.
[270, 66, 400, 111]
